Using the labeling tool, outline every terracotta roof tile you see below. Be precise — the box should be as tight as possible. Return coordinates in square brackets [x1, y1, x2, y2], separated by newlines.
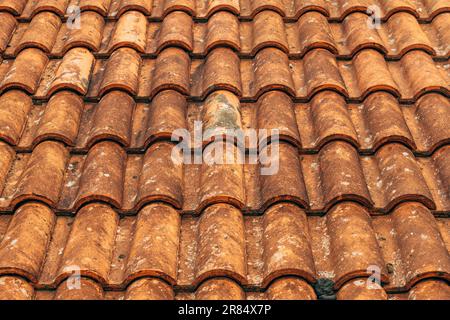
[3, 276, 450, 300]
[0, 0, 449, 21]
[0, 48, 48, 94]
[0, 0, 28, 16]
[0, 12, 16, 53]
[45, 47, 95, 96]
[3, 11, 450, 59]
[0, 201, 448, 297]
[2, 90, 449, 155]
[15, 14, 450, 62]
[0, 2, 449, 301]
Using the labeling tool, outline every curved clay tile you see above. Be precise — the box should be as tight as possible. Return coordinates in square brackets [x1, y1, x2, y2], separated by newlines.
[151, 47, 190, 96]
[200, 47, 242, 98]
[79, 0, 112, 16]
[309, 91, 359, 149]
[252, 48, 295, 98]
[34, 91, 84, 146]
[161, 0, 196, 17]
[144, 90, 187, 147]
[55, 203, 119, 285]
[108, 10, 148, 53]
[201, 90, 242, 146]
[0, 90, 32, 145]
[400, 50, 449, 99]
[98, 47, 141, 97]
[326, 202, 387, 288]
[424, 0, 450, 19]
[47, 47, 94, 97]
[114, 0, 153, 17]
[317, 141, 372, 209]
[28, 0, 70, 18]
[204, 11, 240, 53]
[342, 12, 386, 56]
[265, 277, 316, 300]
[252, 10, 289, 55]
[297, 12, 337, 56]
[74, 141, 126, 209]
[432, 13, 450, 57]
[0, 12, 16, 53]
[303, 49, 347, 98]
[14, 12, 61, 55]
[104, 0, 449, 20]
[52, 9, 449, 58]
[0, 276, 34, 300]
[156, 11, 193, 53]
[87, 90, 135, 147]
[362, 92, 415, 151]
[261, 203, 316, 287]
[352, 49, 400, 98]
[335, 0, 374, 19]
[292, 0, 330, 17]
[11, 141, 69, 208]
[408, 279, 450, 300]
[337, 277, 387, 300]
[0, 48, 48, 94]
[195, 203, 247, 286]
[136, 142, 184, 209]
[54, 278, 104, 300]
[391, 202, 450, 288]
[337, 0, 425, 21]
[195, 278, 245, 300]
[256, 91, 300, 147]
[199, 141, 245, 210]
[0, 202, 55, 282]
[202, 0, 240, 18]
[387, 12, 435, 56]
[125, 278, 174, 300]
[56, 11, 105, 55]
[0, 0, 27, 15]
[124, 203, 181, 285]
[0, 142, 14, 193]
[385, 0, 426, 20]
[375, 143, 435, 210]
[432, 146, 450, 204]
[259, 142, 309, 210]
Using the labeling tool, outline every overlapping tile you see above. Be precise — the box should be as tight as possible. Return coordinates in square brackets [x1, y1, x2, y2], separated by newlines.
[1, 274, 449, 300]
[2, 0, 448, 21]
[3, 10, 450, 59]
[2, 89, 448, 156]
[0, 201, 448, 294]
[1, 47, 448, 101]
[0, 0, 449, 302]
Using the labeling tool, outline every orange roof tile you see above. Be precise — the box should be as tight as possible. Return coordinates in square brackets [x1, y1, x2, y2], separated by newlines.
[0, 0, 449, 300]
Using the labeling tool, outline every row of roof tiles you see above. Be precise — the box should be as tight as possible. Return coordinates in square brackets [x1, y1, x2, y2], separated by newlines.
[2, 276, 449, 300]
[0, 139, 448, 214]
[1, 10, 449, 59]
[0, 0, 448, 21]
[0, 47, 448, 101]
[0, 201, 448, 292]
[1, 90, 449, 155]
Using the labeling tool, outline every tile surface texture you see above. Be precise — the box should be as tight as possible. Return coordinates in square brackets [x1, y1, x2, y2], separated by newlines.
[0, 0, 449, 300]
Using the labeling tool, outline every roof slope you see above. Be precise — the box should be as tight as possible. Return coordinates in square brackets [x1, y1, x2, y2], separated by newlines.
[0, 0, 449, 300]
